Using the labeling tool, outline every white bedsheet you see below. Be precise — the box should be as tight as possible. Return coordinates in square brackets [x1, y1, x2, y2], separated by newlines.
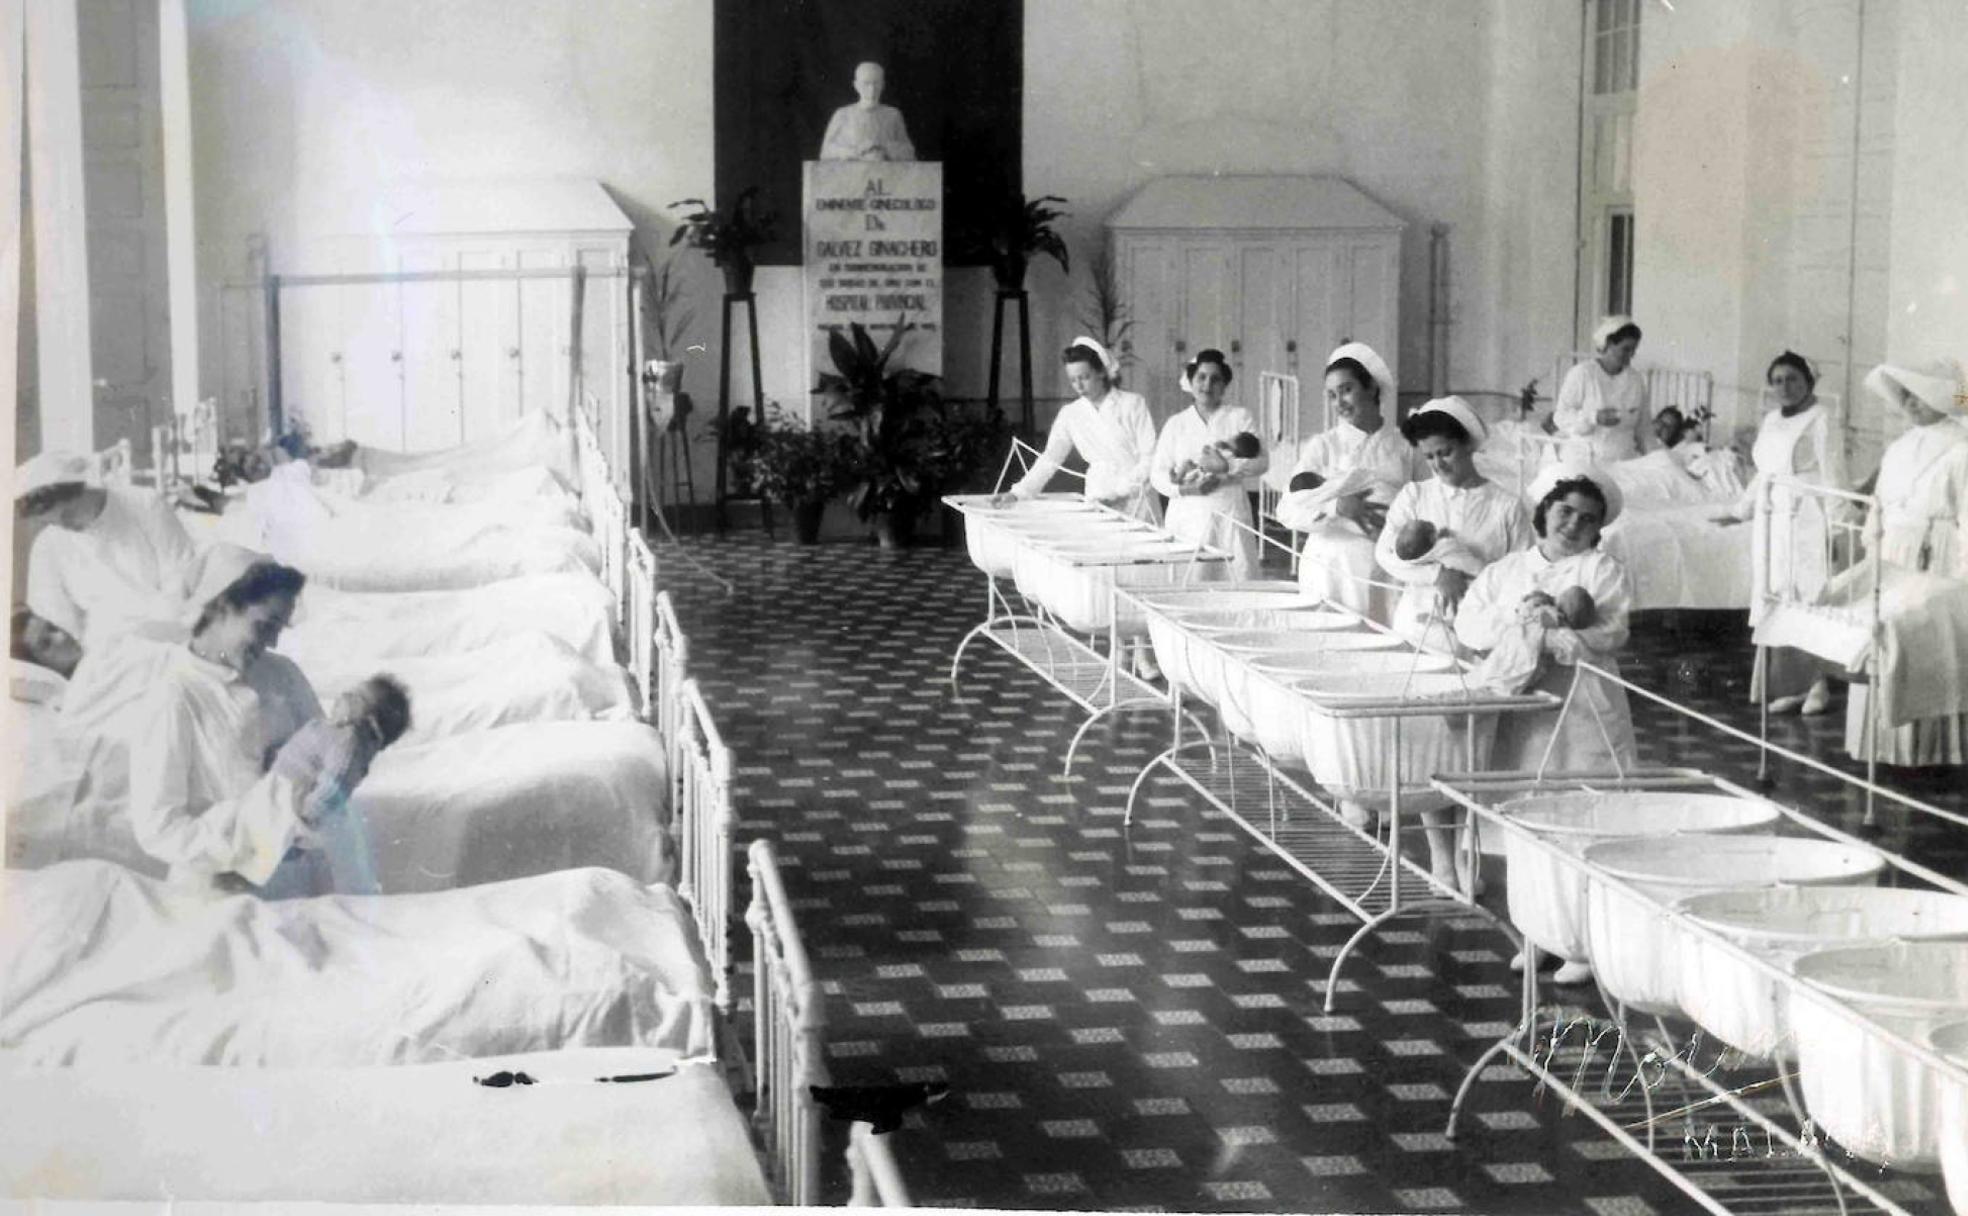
[9, 719, 672, 893]
[355, 410, 577, 486]
[0, 1050, 767, 1205]
[0, 861, 714, 1066]
[286, 572, 617, 668]
[1753, 562, 1968, 727]
[1599, 504, 1754, 610]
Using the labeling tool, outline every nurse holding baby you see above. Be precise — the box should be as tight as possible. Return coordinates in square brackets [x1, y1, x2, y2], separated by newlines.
[1150, 348, 1268, 576]
[1276, 342, 1414, 620]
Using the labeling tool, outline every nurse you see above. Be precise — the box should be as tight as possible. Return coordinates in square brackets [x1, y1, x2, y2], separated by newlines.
[999, 336, 1160, 524]
[1845, 357, 1968, 765]
[1276, 342, 1412, 621]
[1375, 397, 1533, 653]
[1553, 316, 1653, 464]
[1151, 348, 1268, 576]
[997, 335, 1162, 675]
[16, 450, 201, 648]
[1714, 351, 1849, 715]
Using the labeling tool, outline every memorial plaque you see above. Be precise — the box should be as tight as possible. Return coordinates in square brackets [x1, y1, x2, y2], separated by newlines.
[802, 160, 942, 418]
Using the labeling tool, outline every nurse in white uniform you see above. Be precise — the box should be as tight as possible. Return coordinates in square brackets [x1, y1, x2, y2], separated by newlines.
[1375, 397, 1533, 653]
[1276, 343, 1411, 622]
[1553, 316, 1653, 465]
[998, 335, 1162, 673]
[1845, 357, 1968, 765]
[1151, 348, 1268, 577]
[1715, 350, 1849, 715]
[17, 451, 201, 649]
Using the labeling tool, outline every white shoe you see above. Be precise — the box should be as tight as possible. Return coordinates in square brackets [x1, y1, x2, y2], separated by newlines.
[1132, 650, 1162, 682]
[1509, 949, 1529, 974]
[1551, 960, 1595, 985]
[1800, 680, 1831, 717]
[1768, 693, 1807, 715]
[1339, 800, 1371, 829]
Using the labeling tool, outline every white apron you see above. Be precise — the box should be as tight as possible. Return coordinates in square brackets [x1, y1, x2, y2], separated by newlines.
[1156, 404, 1263, 575]
[1746, 403, 1842, 626]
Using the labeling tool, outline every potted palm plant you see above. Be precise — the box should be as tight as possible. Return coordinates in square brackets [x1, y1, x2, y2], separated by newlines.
[641, 252, 697, 396]
[965, 194, 1071, 292]
[668, 187, 778, 296]
[819, 316, 947, 548]
[749, 409, 857, 544]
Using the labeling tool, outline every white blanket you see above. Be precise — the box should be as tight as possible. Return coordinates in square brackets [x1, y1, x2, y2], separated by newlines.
[287, 572, 617, 668]
[355, 410, 577, 486]
[0, 1051, 768, 1204]
[9, 719, 672, 893]
[0, 861, 714, 1066]
[1754, 561, 1968, 727]
[1599, 504, 1755, 610]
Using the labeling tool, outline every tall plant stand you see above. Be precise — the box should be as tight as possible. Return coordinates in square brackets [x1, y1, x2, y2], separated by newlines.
[988, 289, 1035, 436]
[713, 290, 769, 534]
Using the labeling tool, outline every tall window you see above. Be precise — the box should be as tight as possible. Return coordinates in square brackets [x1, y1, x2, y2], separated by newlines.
[1577, 0, 1640, 345]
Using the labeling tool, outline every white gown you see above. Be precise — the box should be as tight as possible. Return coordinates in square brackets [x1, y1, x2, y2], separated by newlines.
[1554, 360, 1652, 464]
[126, 648, 323, 889]
[1374, 478, 1533, 651]
[27, 487, 201, 648]
[1277, 422, 1411, 621]
[1456, 546, 1639, 775]
[1730, 398, 1848, 626]
[1012, 388, 1162, 524]
[1844, 423, 1968, 765]
[1150, 402, 1268, 576]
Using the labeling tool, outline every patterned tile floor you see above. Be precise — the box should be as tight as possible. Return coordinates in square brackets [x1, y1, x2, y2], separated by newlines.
[657, 532, 1966, 1213]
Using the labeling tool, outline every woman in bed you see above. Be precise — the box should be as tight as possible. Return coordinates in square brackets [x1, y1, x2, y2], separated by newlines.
[1276, 342, 1412, 621]
[1844, 357, 1968, 766]
[1554, 316, 1653, 465]
[1151, 349, 1268, 577]
[1713, 350, 1849, 715]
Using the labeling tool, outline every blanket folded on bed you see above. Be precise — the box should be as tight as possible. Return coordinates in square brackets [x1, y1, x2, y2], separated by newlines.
[1753, 561, 1968, 726]
[0, 860, 714, 1066]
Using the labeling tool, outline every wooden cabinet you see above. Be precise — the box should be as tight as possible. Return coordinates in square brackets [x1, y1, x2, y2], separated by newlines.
[1107, 176, 1403, 432]
[278, 180, 633, 455]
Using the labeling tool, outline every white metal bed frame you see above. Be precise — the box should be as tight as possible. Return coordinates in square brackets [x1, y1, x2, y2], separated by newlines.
[1433, 658, 1968, 1216]
[748, 838, 912, 1207]
[1255, 370, 1302, 526]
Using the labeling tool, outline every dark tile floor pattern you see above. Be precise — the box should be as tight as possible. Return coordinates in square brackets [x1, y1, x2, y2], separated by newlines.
[655, 533, 1967, 1213]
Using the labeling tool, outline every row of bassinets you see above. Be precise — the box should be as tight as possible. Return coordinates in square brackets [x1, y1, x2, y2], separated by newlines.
[961, 492, 1968, 1208]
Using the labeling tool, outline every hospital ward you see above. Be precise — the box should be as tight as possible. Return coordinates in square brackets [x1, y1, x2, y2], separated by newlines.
[8, 1, 1968, 1212]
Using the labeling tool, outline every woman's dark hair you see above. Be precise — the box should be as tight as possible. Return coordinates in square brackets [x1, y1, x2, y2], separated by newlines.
[1324, 357, 1380, 404]
[1186, 348, 1234, 386]
[1533, 477, 1610, 539]
[1765, 350, 1815, 388]
[192, 561, 307, 636]
[364, 674, 414, 747]
[1399, 409, 1473, 449]
[274, 431, 311, 460]
[1603, 322, 1643, 348]
[1061, 343, 1110, 375]
[15, 481, 90, 520]
[9, 606, 35, 662]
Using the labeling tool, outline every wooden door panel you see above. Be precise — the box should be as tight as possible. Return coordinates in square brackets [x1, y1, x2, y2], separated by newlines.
[457, 246, 520, 436]
[1292, 243, 1344, 430]
[516, 245, 570, 420]
[400, 248, 462, 452]
[1121, 239, 1177, 426]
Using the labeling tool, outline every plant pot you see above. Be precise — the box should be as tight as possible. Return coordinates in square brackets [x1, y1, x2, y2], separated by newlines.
[721, 257, 756, 297]
[873, 507, 918, 550]
[792, 500, 826, 545]
[991, 254, 1028, 293]
[647, 360, 686, 394]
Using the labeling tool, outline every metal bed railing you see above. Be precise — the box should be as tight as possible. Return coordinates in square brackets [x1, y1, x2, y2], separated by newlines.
[1554, 351, 1718, 445]
[1433, 657, 1968, 1216]
[1256, 371, 1302, 524]
[746, 838, 828, 1206]
[676, 677, 737, 1015]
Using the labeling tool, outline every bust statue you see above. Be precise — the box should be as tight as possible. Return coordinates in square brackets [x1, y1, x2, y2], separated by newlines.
[819, 62, 916, 162]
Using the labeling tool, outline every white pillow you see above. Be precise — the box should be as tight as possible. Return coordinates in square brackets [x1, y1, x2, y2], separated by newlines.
[10, 659, 68, 706]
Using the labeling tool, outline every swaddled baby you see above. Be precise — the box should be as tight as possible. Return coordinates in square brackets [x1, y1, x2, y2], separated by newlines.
[1390, 519, 1488, 573]
[1472, 586, 1599, 694]
[269, 674, 413, 832]
[1173, 431, 1261, 490]
[1520, 586, 1598, 630]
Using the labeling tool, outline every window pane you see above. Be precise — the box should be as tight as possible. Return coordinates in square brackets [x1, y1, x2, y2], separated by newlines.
[1607, 213, 1634, 316]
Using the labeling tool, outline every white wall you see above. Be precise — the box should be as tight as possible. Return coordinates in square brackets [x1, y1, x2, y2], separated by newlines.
[1883, 0, 1968, 372]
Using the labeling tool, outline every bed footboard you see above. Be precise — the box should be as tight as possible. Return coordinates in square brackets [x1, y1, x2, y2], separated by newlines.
[747, 838, 828, 1205]
[676, 678, 735, 1013]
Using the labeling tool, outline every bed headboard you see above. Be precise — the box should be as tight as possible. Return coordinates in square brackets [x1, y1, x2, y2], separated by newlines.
[676, 677, 736, 1014]
[626, 529, 658, 713]
[746, 838, 829, 1206]
[95, 439, 134, 487]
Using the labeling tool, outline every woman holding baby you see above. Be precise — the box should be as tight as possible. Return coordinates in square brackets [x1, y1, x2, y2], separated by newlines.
[1151, 348, 1269, 576]
[127, 559, 409, 898]
[1276, 342, 1413, 620]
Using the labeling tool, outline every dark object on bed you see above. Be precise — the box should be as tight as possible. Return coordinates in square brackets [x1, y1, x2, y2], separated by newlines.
[473, 1070, 538, 1088]
[810, 1081, 950, 1134]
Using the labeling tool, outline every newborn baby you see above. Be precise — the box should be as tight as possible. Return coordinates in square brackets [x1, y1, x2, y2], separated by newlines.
[1174, 431, 1261, 490]
[1393, 519, 1439, 562]
[269, 674, 413, 828]
[1521, 587, 1598, 630]
[1391, 519, 1486, 574]
[1286, 471, 1325, 493]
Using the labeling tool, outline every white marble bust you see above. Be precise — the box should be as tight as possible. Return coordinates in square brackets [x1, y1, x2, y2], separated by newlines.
[819, 62, 916, 162]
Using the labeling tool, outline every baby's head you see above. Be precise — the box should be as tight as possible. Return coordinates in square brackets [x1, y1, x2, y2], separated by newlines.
[1224, 431, 1261, 460]
[329, 674, 413, 749]
[1393, 519, 1438, 562]
[1193, 446, 1231, 475]
[1287, 471, 1326, 493]
[1555, 586, 1598, 629]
